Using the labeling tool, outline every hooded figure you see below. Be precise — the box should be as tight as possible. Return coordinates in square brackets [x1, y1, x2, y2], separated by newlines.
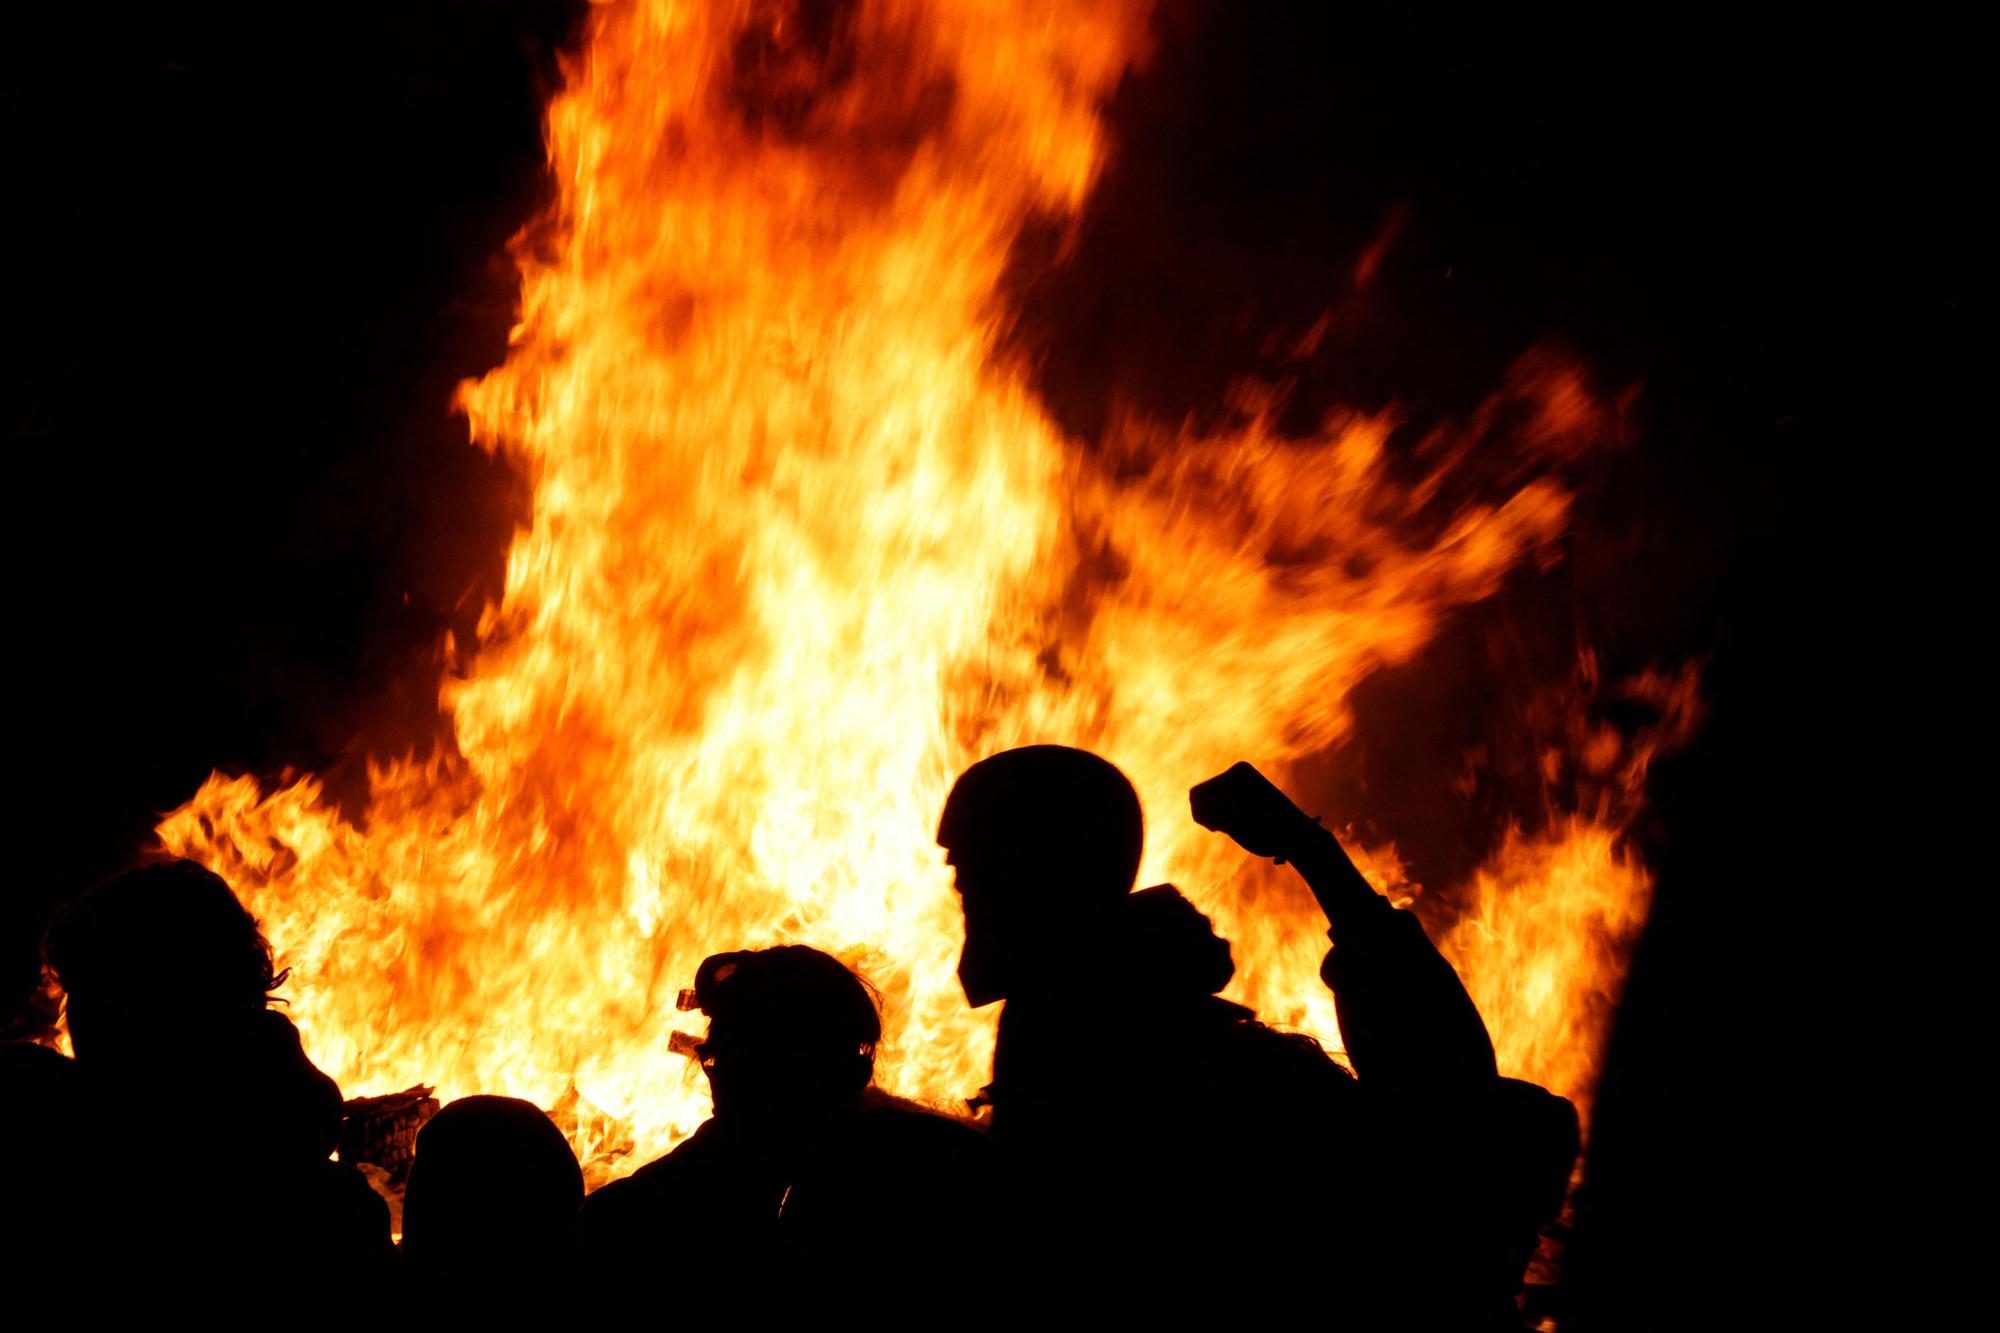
[938, 748, 1362, 1299]
[938, 747, 1574, 1327]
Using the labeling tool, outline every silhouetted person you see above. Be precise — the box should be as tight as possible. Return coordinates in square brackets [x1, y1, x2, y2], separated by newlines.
[40, 859, 391, 1318]
[938, 747, 1576, 1325]
[400, 1095, 582, 1320]
[1193, 760, 1580, 1325]
[580, 946, 994, 1300]
[1, 1037, 85, 1286]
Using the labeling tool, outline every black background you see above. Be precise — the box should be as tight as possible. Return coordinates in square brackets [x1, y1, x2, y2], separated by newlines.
[4, 3, 1963, 1325]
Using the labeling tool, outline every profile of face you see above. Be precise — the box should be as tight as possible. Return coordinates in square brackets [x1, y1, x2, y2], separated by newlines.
[699, 1021, 874, 1133]
[945, 842, 1033, 1007]
[700, 1021, 782, 1121]
[938, 746, 1147, 1006]
[688, 947, 878, 1130]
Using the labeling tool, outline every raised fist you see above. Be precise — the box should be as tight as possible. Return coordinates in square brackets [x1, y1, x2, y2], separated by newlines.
[1189, 762, 1320, 861]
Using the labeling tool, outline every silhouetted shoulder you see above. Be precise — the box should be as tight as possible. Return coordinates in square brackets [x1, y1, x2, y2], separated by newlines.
[294, 1156, 396, 1263]
[1, 1042, 84, 1273]
[1160, 1000, 1359, 1132]
[584, 1127, 698, 1217]
[0, 1040, 80, 1112]
[605, 1115, 743, 1198]
[779, 1105, 999, 1285]
[853, 1097, 991, 1146]
[800, 1102, 989, 1179]
[580, 1118, 781, 1266]
[1226, 1017, 1357, 1090]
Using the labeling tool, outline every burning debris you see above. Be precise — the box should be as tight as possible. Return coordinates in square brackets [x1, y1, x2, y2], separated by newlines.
[339, 1086, 441, 1185]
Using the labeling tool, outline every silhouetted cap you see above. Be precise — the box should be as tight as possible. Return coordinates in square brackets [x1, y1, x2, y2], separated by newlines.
[939, 745, 1144, 900]
[689, 946, 881, 1057]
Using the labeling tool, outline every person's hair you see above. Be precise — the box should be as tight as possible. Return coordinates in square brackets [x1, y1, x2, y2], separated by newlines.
[938, 745, 1144, 899]
[43, 859, 286, 1016]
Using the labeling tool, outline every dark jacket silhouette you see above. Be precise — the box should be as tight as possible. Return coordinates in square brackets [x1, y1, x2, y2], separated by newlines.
[1, 1038, 85, 1288]
[580, 946, 995, 1301]
[400, 1095, 583, 1319]
[939, 747, 1577, 1325]
[38, 860, 392, 1319]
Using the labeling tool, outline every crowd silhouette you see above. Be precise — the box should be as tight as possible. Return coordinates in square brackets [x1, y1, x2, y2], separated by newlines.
[2, 749, 1577, 1329]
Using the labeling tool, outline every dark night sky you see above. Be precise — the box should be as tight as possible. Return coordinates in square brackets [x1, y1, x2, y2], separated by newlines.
[3, 3, 1965, 1326]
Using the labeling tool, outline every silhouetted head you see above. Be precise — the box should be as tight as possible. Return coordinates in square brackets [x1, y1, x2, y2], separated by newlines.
[937, 745, 1144, 1005]
[687, 946, 880, 1127]
[401, 1095, 583, 1289]
[43, 860, 285, 1064]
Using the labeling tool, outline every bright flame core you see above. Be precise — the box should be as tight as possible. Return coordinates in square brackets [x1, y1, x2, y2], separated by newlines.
[155, 0, 1694, 1181]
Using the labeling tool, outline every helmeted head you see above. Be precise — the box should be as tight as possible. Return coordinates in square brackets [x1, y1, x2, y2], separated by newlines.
[44, 859, 284, 1064]
[685, 946, 880, 1127]
[936, 745, 1144, 1006]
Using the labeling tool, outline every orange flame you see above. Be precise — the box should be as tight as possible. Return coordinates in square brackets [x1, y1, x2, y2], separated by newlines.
[1440, 661, 1703, 1119]
[153, 0, 1691, 1182]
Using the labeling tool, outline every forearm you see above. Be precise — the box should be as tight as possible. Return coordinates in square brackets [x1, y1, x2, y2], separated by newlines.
[1278, 826, 1496, 1083]
[1188, 760, 1497, 1081]
[1278, 823, 1394, 944]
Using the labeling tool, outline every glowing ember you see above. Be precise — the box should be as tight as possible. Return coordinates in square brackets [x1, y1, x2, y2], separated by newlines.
[151, 0, 1692, 1182]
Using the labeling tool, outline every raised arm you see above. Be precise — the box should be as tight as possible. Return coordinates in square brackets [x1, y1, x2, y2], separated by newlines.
[1191, 762, 1497, 1085]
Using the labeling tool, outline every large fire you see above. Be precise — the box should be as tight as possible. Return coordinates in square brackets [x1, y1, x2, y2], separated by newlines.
[154, 0, 1696, 1183]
